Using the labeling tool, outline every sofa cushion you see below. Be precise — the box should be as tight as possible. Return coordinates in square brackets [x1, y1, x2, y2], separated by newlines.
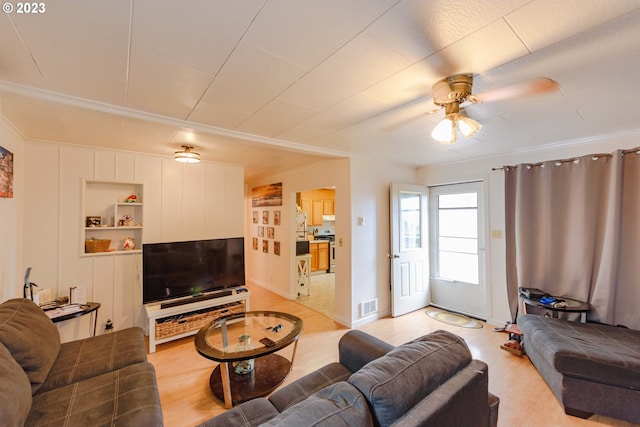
[261, 382, 373, 427]
[348, 330, 472, 427]
[26, 362, 163, 427]
[0, 298, 60, 393]
[268, 362, 352, 411]
[518, 315, 640, 390]
[196, 398, 279, 427]
[389, 360, 490, 427]
[38, 327, 147, 393]
[0, 343, 32, 427]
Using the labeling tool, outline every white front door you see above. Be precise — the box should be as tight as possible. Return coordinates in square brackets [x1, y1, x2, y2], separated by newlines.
[429, 181, 486, 319]
[390, 183, 429, 317]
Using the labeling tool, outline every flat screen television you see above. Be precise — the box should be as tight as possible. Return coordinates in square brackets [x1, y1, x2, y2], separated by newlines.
[142, 237, 245, 305]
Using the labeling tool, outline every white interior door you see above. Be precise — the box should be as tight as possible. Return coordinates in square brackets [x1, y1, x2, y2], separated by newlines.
[390, 183, 429, 317]
[429, 181, 486, 319]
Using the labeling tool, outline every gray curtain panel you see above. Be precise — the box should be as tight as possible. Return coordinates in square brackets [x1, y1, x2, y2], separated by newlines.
[504, 149, 640, 329]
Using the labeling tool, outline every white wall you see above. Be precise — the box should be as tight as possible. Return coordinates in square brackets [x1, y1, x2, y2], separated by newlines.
[0, 119, 23, 302]
[22, 141, 243, 341]
[246, 157, 417, 327]
[417, 132, 640, 325]
[349, 158, 417, 326]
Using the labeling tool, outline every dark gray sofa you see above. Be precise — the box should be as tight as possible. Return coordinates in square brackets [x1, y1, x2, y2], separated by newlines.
[0, 298, 163, 427]
[518, 314, 640, 424]
[199, 329, 499, 427]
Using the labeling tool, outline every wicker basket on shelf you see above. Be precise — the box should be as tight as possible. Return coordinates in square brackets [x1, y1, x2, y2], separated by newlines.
[85, 239, 111, 253]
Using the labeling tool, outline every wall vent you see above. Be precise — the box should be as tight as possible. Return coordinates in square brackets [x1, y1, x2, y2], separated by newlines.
[360, 298, 378, 317]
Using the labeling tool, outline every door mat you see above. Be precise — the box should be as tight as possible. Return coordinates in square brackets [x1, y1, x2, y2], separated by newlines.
[425, 307, 483, 329]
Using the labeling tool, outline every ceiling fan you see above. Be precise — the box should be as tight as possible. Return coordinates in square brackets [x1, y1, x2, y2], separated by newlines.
[429, 73, 559, 144]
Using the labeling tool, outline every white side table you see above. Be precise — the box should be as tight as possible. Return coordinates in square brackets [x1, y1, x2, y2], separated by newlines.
[296, 255, 311, 296]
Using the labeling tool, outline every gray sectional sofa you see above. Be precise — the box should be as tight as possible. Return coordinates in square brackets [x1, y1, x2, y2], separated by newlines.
[518, 314, 640, 424]
[199, 329, 500, 427]
[0, 298, 163, 427]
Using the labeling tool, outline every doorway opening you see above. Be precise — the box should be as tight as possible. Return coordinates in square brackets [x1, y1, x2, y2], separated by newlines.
[295, 188, 335, 319]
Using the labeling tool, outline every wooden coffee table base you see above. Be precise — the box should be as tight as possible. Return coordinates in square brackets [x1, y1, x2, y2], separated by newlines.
[210, 354, 291, 407]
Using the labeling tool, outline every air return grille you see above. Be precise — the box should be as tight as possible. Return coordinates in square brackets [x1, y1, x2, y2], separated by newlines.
[360, 298, 378, 317]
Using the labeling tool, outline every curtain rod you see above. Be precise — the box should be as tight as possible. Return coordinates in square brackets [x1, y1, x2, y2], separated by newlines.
[622, 147, 640, 155]
[492, 147, 640, 171]
[492, 156, 611, 171]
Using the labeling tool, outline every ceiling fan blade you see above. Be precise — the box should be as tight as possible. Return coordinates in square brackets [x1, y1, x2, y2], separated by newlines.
[471, 77, 559, 104]
[381, 107, 439, 132]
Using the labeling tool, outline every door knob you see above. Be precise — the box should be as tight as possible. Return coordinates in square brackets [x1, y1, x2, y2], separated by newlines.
[387, 253, 400, 259]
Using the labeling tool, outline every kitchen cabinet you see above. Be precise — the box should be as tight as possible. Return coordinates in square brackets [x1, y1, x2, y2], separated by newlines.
[300, 198, 314, 225]
[312, 200, 323, 225]
[299, 189, 335, 226]
[309, 241, 329, 272]
[317, 242, 329, 271]
[322, 199, 334, 215]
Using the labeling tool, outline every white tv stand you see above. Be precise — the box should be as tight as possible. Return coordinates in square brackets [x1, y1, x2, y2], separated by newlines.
[145, 289, 250, 353]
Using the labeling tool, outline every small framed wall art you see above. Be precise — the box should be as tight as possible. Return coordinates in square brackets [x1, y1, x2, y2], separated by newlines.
[0, 145, 14, 198]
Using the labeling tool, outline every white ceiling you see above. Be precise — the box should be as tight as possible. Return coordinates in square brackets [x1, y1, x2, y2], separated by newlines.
[2, 0, 640, 181]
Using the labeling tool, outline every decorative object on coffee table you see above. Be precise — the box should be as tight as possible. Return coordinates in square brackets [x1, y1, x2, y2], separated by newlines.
[233, 335, 254, 375]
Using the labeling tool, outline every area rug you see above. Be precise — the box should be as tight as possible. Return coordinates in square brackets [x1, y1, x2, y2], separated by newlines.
[425, 307, 483, 329]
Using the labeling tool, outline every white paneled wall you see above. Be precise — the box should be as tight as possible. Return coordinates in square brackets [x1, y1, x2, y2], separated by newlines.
[23, 142, 243, 341]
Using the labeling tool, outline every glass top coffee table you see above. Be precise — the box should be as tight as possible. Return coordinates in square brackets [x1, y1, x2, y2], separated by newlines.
[194, 310, 303, 408]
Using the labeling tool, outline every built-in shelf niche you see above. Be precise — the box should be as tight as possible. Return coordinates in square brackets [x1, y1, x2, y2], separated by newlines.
[82, 179, 143, 256]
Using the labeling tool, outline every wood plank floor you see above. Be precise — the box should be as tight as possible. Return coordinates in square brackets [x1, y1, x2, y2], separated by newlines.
[147, 283, 637, 427]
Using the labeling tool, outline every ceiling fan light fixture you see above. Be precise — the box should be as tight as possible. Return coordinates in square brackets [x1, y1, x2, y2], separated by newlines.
[174, 145, 200, 163]
[457, 115, 482, 138]
[431, 112, 481, 144]
[431, 117, 456, 144]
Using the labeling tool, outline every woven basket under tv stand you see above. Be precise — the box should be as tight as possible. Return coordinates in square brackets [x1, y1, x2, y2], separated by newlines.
[145, 289, 250, 353]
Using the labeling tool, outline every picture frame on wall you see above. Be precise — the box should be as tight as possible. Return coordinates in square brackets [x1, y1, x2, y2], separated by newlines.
[252, 211, 258, 223]
[251, 182, 283, 207]
[274, 210, 281, 226]
[262, 240, 269, 253]
[263, 210, 269, 224]
[267, 227, 275, 239]
[258, 226, 264, 237]
[274, 241, 280, 256]
[252, 237, 258, 251]
[0, 145, 14, 198]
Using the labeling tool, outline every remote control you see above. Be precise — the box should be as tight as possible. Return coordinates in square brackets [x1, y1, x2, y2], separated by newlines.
[260, 337, 276, 347]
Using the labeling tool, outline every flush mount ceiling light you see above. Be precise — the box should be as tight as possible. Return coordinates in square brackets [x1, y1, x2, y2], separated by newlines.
[174, 145, 200, 163]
